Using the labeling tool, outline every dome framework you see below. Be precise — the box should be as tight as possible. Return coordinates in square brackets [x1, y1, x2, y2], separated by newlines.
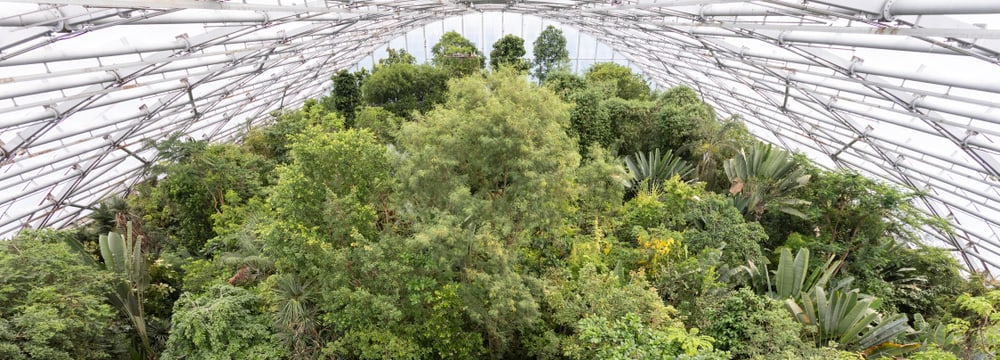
[1, 0, 999, 275]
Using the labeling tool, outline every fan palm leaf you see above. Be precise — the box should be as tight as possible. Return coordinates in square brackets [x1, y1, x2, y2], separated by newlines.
[724, 143, 811, 220]
[624, 148, 694, 193]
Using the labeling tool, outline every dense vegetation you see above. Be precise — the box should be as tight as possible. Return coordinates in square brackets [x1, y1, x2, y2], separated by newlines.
[3, 30, 998, 360]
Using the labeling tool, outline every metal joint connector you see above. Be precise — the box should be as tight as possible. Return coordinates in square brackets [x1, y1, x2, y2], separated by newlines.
[881, 0, 897, 21]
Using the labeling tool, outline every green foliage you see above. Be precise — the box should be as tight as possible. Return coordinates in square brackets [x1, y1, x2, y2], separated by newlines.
[432, 31, 485, 77]
[567, 85, 614, 153]
[542, 265, 675, 334]
[785, 286, 913, 352]
[571, 313, 723, 360]
[770, 170, 963, 318]
[269, 126, 391, 241]
[654, 86, 716, 152]
[393, 70, 580, 357]
[326, 325, 426, 360]
[797, 170, 926, 248]
[144, 253, 180, 326]
[98, 222, 153, 357]
[776, 247, 816, 299]
[243, 99, 344, 163]
[361, 62, 449, 118]
[84, 196, 131, 237]
[327, 69, 365, 123]
[624, 148, 694, 195]
[0, 230, 124, 359]
[621, 176, 698, 232]
[366, 216, 540, 358]
[490, 34, 530, 72]
[683, 192, 767, 267]
[397, 68, 579, 233]
[651, 248, 734, 329]
[418, 283, 484, 359]
[379, 48, 416, 68]
[855, 243, 960, 318]
[161, 285, 286, 360]
[742, 247, 840, 307]
[135, 140, 274, 254]
[598, 86, 719, 159]
[951, 291, 1000, 358]
[681, 116, 753, 190]
[724, 143, 811, 220]
[538, 264, 721, 359]
[532, 25, 570, 82]
[912, 313, 962, 355]
[354, 105, 403, 145]
[602, 96, 656, 156]
[704, 288, 808, 359]
[178, 257, 227, 295]
[543, 70, 586, 100]
[584, 62, 650, 100]
[908, 348, 959, 360]
[268, 274, 320, 358]
[573, 145, 626, 227]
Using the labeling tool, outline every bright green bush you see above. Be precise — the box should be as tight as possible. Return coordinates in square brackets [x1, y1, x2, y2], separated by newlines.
[704, 288, 807, 359]
[161, 285, 285, 360]
[0, 230, 124, 360]
[584, 62, 650, 100]
[569, 313, 725, 360]
[354, 105, 403, 145]
[683, 192, 767, 267]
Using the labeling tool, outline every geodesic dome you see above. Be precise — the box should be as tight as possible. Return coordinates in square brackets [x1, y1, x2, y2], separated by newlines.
[1, 0, 999, 275]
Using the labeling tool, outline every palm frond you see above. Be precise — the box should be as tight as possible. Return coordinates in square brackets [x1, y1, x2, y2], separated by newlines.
[723, 143, 811, 220]
[624, 148, 693, 193]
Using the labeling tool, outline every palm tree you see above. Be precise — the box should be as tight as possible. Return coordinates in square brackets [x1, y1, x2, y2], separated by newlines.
[723, 143, 811, 220]
[681, 117, 745, 189]
[624, 148, 694, 197]
[272, 274, 321, 358]
[88, 197, 128, 233]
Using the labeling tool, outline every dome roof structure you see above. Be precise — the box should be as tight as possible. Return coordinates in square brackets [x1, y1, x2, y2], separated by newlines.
[1, 0, 999, 275]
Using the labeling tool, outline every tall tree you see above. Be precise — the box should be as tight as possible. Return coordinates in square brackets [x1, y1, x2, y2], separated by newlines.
[489, 34, 530, 72]
[567, 85, 614, 155]
[268, 126, 392, 240]
[653, 86, 717, 152]
[724, 143, 811, 220]
[680, 115, 752, 190]
[398, 68, 579, 229]
[361, 62, 448, 117]
[395, 69, 581, 356]
[532, 25, 570, 83]
[584, 62, 650, 100]
[133, 135, 274, 254]
[243, 98, 344, 163]
[431, 31, 484, 77]
[328, 69, 365, 123]
[378, 48, 416, 68]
